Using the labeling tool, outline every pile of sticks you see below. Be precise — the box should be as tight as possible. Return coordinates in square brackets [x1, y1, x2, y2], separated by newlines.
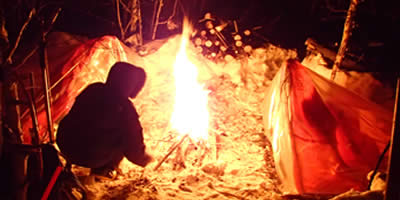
[191, 13, 260, 62]
[153, 131, 220, 171]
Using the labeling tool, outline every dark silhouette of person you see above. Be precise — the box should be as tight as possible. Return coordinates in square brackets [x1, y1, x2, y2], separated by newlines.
[56, 62, 152, 180]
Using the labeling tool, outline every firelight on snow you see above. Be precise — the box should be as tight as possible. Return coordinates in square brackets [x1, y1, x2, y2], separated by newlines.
[170, 19, 210, 141]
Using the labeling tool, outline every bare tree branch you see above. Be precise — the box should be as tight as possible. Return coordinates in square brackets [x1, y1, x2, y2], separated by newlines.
[137, 0, 143, 45]
[158, 0, 178, 25]
[123, 0, 139, 35]
[6, 8, 35, 64]
[150, 0, 159, 38]
[119, 0, 133, 14]
[11, 8, 61, 75]
[116, 0, 125, 40]
[152, 0, 164, 40]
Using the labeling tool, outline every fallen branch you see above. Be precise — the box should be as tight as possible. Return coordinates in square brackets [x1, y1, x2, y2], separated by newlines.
[305, 38, 364, 71]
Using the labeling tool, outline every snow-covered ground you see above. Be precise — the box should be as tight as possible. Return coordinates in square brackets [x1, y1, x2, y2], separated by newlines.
[70, 35, 387, 200]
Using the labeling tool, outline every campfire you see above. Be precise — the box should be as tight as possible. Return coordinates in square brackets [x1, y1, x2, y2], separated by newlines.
[150, 19, 214, 171]
[80, 18, 298, 199]
[170, 19, 210, 141]
[2, 0, 397, 199]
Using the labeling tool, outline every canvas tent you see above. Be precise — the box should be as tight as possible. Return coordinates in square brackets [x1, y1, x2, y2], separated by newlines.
[263, 59, 393, 194]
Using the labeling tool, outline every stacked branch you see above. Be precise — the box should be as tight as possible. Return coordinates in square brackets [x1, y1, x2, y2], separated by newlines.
[192, 13, 261, 62]
[153, 130, 219, 171]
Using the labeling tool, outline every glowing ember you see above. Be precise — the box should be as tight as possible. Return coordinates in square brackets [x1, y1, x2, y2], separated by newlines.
[170, 19, 210, 140]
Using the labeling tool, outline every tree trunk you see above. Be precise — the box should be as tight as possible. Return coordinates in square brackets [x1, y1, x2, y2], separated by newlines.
[331, 0, 359, 81]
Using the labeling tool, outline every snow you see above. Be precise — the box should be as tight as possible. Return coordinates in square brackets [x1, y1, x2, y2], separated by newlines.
[69, 35, 386, 200]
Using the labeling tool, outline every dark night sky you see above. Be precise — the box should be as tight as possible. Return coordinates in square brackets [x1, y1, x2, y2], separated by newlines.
[2, 0, 400, 73]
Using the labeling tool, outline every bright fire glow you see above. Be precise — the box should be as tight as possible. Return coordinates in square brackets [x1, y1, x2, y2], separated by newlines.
[170, 19, 210, 140]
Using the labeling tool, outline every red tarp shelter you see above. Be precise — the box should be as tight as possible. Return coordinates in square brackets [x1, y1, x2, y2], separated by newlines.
[19, 33, 127, 143]
[264, 60, 393, 194]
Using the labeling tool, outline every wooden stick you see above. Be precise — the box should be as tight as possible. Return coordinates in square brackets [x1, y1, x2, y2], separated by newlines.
[330, 0, 359, 81]
[158, 0, 178, 25]
[137, 0, 143, 45]
[150, 0, 158, 36]
[39, 8, 61, 144]
[116, 0, 125, 41]
[151, 0, 164, 40]
[153, 134, 189, 171]
[305, 38, 364, 71]
[39, 34, 54, 143]
[385, 78, 400, 200]
[233, 20, 238, 33]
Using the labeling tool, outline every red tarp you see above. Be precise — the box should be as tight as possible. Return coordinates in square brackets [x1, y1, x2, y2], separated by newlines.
[264, 60, 393, 194]
[21, 34, 127, 143]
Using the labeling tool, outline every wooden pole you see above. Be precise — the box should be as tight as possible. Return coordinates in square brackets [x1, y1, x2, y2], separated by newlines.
[38, 8, 61, 144]
[28, 73, 40, 144]
[5, 83, 23, 137]
[330, 0, 359, 81]
[385, 78, 400, 200]
[39, 34, 54, 143]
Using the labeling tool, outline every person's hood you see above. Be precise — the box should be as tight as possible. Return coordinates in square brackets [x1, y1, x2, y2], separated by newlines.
[105, 62, 146, 98]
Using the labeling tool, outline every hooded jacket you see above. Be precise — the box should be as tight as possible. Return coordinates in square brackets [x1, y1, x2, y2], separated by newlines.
[56, 62, 148, 168]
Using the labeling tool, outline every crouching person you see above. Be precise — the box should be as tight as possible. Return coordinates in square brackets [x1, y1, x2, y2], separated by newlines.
[56, 62, 152, 180]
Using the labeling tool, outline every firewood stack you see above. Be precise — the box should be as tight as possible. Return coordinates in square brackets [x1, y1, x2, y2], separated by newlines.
[191, 13, 260, 62]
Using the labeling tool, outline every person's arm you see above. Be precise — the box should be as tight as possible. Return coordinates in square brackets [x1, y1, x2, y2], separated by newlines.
[122, 104, 152, 167]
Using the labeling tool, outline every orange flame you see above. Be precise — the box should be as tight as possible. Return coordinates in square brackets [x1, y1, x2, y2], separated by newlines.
[170, 19, 210, 140]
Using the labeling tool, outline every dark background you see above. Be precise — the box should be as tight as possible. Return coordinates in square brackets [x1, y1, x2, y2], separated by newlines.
[1, 0, 400, 73]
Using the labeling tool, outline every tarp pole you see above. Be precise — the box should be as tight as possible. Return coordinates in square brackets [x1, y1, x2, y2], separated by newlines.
[38, 8, 61, 144]
[385, 77, 400, 200]
[39, 34, 54, 143]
